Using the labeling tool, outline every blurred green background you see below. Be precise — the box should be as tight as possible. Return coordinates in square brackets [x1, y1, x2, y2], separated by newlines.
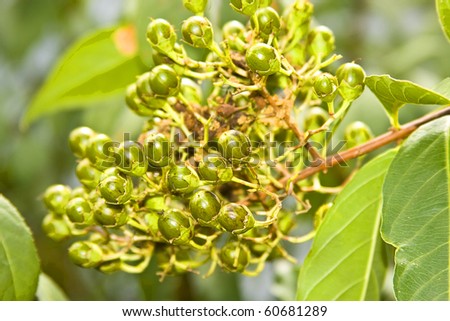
[0, 0, 448, 300]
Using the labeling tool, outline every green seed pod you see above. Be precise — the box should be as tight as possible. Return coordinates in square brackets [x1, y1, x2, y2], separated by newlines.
[93, 199, 128, 227]
[250, 7, 280, 40]
[181, 16, 214, 48]
[98, 167, 133, 205]
[117, 141, 147, 177]
[42, 214, 71, 242]
[219, 241, 251, 272]
[65, 197, 93, 224]
[71, 186, 87, 198]
[146, 19, 177, 55]
[149, 65, 180, 97]
[144, 132, 171, 168]
[283, 0, 313, 44]
[180, 78, 203, 104]
[125, 83, 154, 116]
[198, 153, 233, 183]
[166, 165, 200, 195]
[86, 133, 116, 170]
[218, 130, 251, 160]
[217, 203, 255, 234]
[245, 43, 281, 76]
[75, 158, 102, 190]
[313, 73, 338, 102]
[307, 25, 335, 59]
[158, 209, 195, 245]
[183, 0, 208, 14]
[303, 107, 328, 130]
[69, 127, 96, 159]
[68, 241, 103, 268]
[336, 62, 366, 101]
[222, 20, 246, 52]
[344, 121, 373, 149]
[189, 190, 221, 226]
[230, 0, 260, 16]
[43, 184, 72, 215]
[135, 73, 169, 109]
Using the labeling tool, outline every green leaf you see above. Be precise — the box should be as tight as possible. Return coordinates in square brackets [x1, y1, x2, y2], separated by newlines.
[0, 194, 40, 300]
[22, 25, 143, 128]
[434, 77, 450, 99]
[365, 75, 450, 128]
[297, 150, 396, 300]
[36, 273, 68, 301]
[437, 0, 450, 42]
[381, 116, 450, 300]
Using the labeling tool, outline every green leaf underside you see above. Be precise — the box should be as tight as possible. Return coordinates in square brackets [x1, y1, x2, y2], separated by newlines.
[437, 0, 450, 42]
[22, 26, 142, 127]
[381, 116, 450, 300]
[0, 194, 40, 300]
[365, 74, 450, 120]
[36, 273, 68, 301]
[297, 150, 396, 301]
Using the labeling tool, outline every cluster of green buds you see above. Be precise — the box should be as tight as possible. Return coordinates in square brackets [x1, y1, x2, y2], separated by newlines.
[42, 0, 372, 279]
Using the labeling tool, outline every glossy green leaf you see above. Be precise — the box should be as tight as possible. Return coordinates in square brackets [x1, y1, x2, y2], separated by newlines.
[437, 0, 450, 42]
[22, 25, 142, 128]
[297, 150, 396, 300]
[365, 75, 450, 128]
[0, 194, 40, 300]
[381, 116, 450, 300]
[36, 273, 68, 301]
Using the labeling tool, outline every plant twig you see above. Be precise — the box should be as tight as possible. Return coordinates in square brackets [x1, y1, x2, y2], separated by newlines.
[284, 106, 450, 184]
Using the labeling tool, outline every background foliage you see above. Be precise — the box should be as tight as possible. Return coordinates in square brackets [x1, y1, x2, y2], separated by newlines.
[0, 0, 449, 300]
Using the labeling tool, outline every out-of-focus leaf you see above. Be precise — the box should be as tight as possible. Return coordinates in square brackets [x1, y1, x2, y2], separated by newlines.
[365, 75, 450, 127]
[36, 273, 68, 301]
[434, 77, 450, 99]
[297, 150, 396, 300]
[381, 116, 449, 300]
[436, 0, 450, 42]
[22, 25, 142, 128]
[0, 194, 40, 300]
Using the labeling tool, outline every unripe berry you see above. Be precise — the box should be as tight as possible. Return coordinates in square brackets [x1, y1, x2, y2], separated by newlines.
[182, 16, 214, 48]
[245, 43, 281, 76]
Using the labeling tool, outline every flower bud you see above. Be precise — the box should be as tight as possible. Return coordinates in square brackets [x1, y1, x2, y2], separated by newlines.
[189, 190, 221, 226]
[336, 62, 366, 101]
[149, 65, 180, 97]
[245, 43, 281, 76]
[182, 16, 214, 48]
[98, 167, 133, 205]
[69, 127, 96, 159]
[218, 203, 255, 234]
[65, 197, 93, 224]
[250, 7, 280, 40]
[146, 19, 177, 55]
[68, 241, 103, 268]
[166, 165, 200, 195]
[42, 214, 71, 242]
[43, 184, 72, 215]
[219, 241, 250, 272]
[344, 121, 373, 149]
[158, 209, 195, 245]
[313, 73, 338, 102]
[307, 25, 335, 59]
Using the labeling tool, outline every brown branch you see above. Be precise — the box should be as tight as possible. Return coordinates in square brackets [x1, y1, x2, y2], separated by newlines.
[286, 106, 450, 184]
